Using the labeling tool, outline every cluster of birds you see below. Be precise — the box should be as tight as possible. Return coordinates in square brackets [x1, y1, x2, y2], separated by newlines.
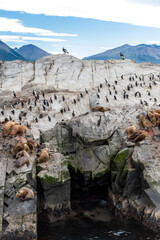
[0, 70, 160, 131]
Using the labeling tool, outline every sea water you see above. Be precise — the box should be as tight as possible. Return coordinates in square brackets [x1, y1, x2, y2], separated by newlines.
[38, 213, 160, 240]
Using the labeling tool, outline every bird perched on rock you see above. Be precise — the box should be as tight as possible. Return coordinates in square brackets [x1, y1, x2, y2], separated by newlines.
[62, 48, 69, 54]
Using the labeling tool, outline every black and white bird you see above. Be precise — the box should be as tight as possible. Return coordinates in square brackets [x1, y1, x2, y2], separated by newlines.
[48, 116, 51, 122]
[62, 48, 69, 54]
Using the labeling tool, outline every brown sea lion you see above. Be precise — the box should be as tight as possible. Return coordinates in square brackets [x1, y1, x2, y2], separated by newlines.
[91, 106, 110, 112]
[16, 187, 34, 201]
[37, 148, 49, 163]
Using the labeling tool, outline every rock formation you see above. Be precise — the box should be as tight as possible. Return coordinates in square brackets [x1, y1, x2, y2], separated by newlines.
[0, 55, 160, 238]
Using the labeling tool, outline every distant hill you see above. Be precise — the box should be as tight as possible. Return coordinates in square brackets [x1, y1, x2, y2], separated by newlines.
[0, 40, 26, 61]
[15, 44, 51, 62]
[83, 44, 160, 64]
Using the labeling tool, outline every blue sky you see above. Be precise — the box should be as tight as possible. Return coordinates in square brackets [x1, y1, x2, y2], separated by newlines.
[0, 0, 160, 59]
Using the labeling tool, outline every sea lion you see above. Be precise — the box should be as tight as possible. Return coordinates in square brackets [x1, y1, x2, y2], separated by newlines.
[91, 106, 110, 112]
[126, 124, 137, 139]
[10, 124, 27, 137]
[16, 187, 34, 201]
[139, 115, 152, 130]
[132, 130, 148, 143]
[37, 148, 49, 163]
[147, 111, 156, 124]
[27, 138, 39, 152]
[3, 121, 18, 137]
[15, 150, 30, 168]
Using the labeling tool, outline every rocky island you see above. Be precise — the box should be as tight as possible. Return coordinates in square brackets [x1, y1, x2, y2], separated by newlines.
[0, 54, 160, 239]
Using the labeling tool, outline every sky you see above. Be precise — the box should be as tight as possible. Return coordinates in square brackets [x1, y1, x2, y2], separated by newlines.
[0, 0, 160, 59]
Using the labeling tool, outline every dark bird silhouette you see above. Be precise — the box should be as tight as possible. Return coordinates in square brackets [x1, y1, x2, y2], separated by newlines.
[85, 88, 88, 94]
[72, 111, 75, 117]
[43, 105, 46, 111]
[19, 116, 22, 121]
[62, 47, 69, 54]
[114, 95, 117, 100]
[108, 89, 112, 95]
[47, 101, 49, 107]
[135, 81, 138, 87]
[9, 116, 12, 120]
[1, 110, 4, 115]
[62, 96, 65, 101]
[96, 93, 100, 99]
[149, 83, 152, 89]
[115, 81, 117, 85]
[29, 106, 32, 111]
[54, 94, 57, 100]
[144, 101, 148, 106]
[115, 90, 117, 95]
[43, 99, 46, 105]
[13, 91, 16, 98]
[121, 75, 124, 79]
[39, 114, 43, 118]
[73, 99, 77, 104]
[120, 52, 124, 60]
[50, 97, 53, 103]
[105, 96, 109, 102]
[112, 85, 115, 90]
[60, 109, 63, 114]
[42, 91, 45, 98]
[127, 86, 130, 91]
[48, 116, 51, 122]
[108, 83, 110, 87]
[68, 106, 70, 111]
[11, 110, 15, 115]
[100, 83, 103, 88]
[126, 94, 129, 99]
[33, 90, 36, 96]
[80, 93, 83, 98]
[154, 98, 157, 102]
[34, 100, 37, 106]
[147, 90, 151, 96]
[35, 118, 38, 123]
[26, 122, 30, 128]
[98, 87, 100, 93]
[153, 81, 157, 85]
[97, 116, 101, 127]
[21, 101, 24, 107]
[28, 99, 30, 105]
[140, 99, 143, 105]
[23, 112, 27, 117]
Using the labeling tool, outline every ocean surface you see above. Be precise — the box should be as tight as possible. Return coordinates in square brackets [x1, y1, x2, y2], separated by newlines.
[38, 212, 160, 240]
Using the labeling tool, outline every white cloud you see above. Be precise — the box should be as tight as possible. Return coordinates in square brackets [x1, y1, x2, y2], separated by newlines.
[0, 0, 160, 28]
[0, 17, 78, 36]
[147, 41, 160, 45]
[0, 35, 66, 42]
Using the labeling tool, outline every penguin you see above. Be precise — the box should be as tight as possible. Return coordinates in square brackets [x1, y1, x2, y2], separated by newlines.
[11, 104, 15, 109]
[43, 105, 46, 111]
[33, 90, 36, 96]
[104, 78, 108, 83]
[135, 81, 138, 87]
[108, 89, 112, 95]
[9, 116, 12, 120]
[54, 94, 57, 100]
[39, 114, 43, 118]
[140, 99, 143, 105]
[63, 108, 66, 113]
[153, 81, 157, 85]
[96, 94, 100, 99]
[62, 96, 65, 101]
[13, 91, 16, 98]
[2, 105, 5, 110]
[43, 99, 46, 105]
[19, 116, 22, 121]
[48, 116, 51, 122]
[140, 83, 142, 87]
[97, 116, 101, 127]
[68, 106, 70, 111]
[11, 110, 15, 115]
[147, 90, 151, 96]
[108, 83, 111, 87]
[105, 96, 109, 102]
[129, 77, 131, 81]
[28, 99, 30, 105]
[85, 88, 88, 94]
[34, 100, 37, 106]
[60, 109, 63, 114]
[126, 94, 129, 99]
[50, 97, 53, 103]
[127, 86, 130, 91]
[154, 98, 157, 102]
[132, 77, 135, 81]
[115, 81, 117, 85]
[80, 93, 83, 98]
[1, 110, 4, 115]
[72, 111, 75, 117]
[47, 101, 49, 107]
[114, 95, 117, 100]
[149, 83, 152, 89]
[29, 106, 32, 111]
[35, 118, 38, 123]
[98, 87, 100, 93]
[112, 85, 115, 90]
[23, 112, 27, 117]
[100, 83, 103, 88]
[21, 101, 24, 107]
[73, 99, 77, 104]
[26, 122, 30, 128]
[144, 101, 148, 106]
[121, 75, 123, 80]
[42, 91, 45, 98]
[115, 90, 117, 95]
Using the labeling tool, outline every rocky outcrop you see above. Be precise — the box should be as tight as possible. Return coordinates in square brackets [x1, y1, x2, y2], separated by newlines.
[0, 55, 160, 238]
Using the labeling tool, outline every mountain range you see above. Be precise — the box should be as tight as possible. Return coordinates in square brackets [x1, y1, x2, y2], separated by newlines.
[0, 41, 50, 62]
[83, 44, 160, 64]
